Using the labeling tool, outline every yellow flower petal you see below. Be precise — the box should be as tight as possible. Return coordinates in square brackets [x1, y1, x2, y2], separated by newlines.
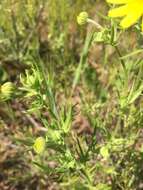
[120, 12, 142, 28]
[108, 5, 128, 17]
[107, 0, 133, 4]
[107, 0, 143, 30]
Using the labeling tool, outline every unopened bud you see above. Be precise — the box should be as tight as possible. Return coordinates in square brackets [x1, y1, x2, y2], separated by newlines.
[0, 82, 15, 101]
[33, 137, 46, 154]
[77, 12, 88, 25]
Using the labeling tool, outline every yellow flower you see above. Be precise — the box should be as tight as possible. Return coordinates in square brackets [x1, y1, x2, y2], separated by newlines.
[107, 0, 143, 31]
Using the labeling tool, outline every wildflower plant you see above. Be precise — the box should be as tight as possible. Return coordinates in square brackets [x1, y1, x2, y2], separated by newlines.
[20, 4, 143, 189]
[1, 0, 143, 189]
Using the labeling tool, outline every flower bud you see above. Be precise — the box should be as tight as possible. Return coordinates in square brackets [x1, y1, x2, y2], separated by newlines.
[77, 12, 88, 25]
[48, 130, 61, 142]
[0, 82, 15, 101]
[33, 137, 46, 154]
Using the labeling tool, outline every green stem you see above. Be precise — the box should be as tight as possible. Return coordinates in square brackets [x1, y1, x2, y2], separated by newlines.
[87, 18, 103, 30]
[114, 46, 126, 73]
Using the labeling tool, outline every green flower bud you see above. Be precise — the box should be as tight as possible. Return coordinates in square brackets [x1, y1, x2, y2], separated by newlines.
[49, 130, 61, 142]
[77, 12, 88, 25]
[0, 82, 15, 101]
[33, 137, 46, 154]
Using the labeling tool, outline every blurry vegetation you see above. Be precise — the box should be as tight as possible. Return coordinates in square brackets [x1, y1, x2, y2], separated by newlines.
[0, 0, 143, 190]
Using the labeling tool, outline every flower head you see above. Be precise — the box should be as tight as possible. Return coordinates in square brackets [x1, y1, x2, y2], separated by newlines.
[33, 137, 46, 154]
[107, 0, 143, 31]
[77, 12, 89, 25]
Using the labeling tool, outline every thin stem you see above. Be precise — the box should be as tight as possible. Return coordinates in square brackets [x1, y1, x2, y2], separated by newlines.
[87, 18, 103, 30]
[11, 12, 20, 58]
[114, 46, 126, 72]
